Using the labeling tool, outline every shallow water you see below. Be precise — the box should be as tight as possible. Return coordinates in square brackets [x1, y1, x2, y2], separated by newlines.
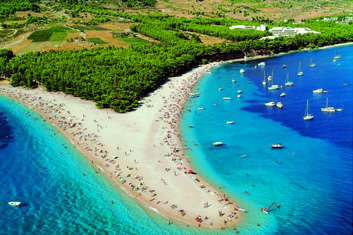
[1, 45, 352, 235]
[180, 45, 353, 234]
[0, 96, 237, 235]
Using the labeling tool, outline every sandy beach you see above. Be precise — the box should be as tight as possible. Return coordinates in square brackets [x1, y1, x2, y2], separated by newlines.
[0, 61, 248, 230]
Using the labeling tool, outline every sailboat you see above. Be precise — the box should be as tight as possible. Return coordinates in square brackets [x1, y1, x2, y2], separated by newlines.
[267, 70, 273, 81]
[268, 73, 279, 90]
[297, 61, 303, 76]
[262, 70, 267, 86]
[303, 99, 314, 121]
[309, 58, 316, 67]
[285, 73, 294, 87]
[333, 50, 341, 62]
[321, 97, 335, 113]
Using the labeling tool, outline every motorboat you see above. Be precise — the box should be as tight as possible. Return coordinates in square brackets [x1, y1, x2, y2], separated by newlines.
[312, 88, 324, 94]
[265, 101, 276, 107]
[240, 69, 245, 73]
[197, 107, 205, 110]
[226, 121, 235, 124]
[303, 99, 314, 121]
[309, 58, 316, 67]
[280, 92, 286, 97]
[237, 95, 241, 98]
[223, 97, 232, 100]
[213, 142, 223, 147]
[8, 202, 21, 207]
[232, 80, 236, 83]
[258, 62, 266, 67]
[321, 97, 335, 113]
[268, 84, 279, 90]
[271, 143, 283, 149]
[237, 90, 243, 94]
[218, 88, 223, 91]
[276, 102, 283, 109]
[336, 108, 343, 112]
[282, 64, 287, 68]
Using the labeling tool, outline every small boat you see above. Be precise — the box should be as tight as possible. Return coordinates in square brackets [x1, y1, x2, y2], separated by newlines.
[213, 141, 223, 147]
[226, 121, 235, 124]
[240, 69, 245, 73]
[268, 84, 279, 90]
[282, 64, 287, 68]
[189, 93, 200, 98]
[285, 73, 294, 87]
[8, 202, 21, 207]
[267, 70, 273, 81]
[258, 62, 266, 67]
[232, 80, 236, 83]
[237, 95, 241, 98]
[265, 101, 276, 107]
[197, 107, 205, 110]
[303, 99, 314, 121]
[223, 97, 232, 100]
[309, 58, 316, 68]
[336, 108, 343, 112]
[297, 61, 303, 76]
[280, 92, 286, 97]
[237, 90, 243, 94]
[276, 102, 283, 109]
[321, 97, 335, 113]
[271, 143, 283, 149]
[312, 88, 324, 94]
[218, 88, 223, 91]
[262, 71, 267, 86]
[333, 54, 341, 61]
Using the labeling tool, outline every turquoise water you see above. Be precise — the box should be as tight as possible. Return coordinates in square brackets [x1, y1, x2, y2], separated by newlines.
[1, 45, 352, 235]
[0, 96, 237, 235]
[180, 45, 353, 234]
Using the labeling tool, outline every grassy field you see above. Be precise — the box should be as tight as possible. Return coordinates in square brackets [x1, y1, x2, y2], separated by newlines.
[87, 38, 107, 44]
[118, 37, 149, 44]
[28, 26, 72, 42]
[71, 25, 108, 32]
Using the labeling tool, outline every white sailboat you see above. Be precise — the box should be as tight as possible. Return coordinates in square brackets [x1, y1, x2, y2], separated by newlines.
[285, 73, 294, 87]
[262, 70, 267, 86]
[303, 100, 314, 121]
[267, 70, 273, 81]
[297, 61, 303, 76]
[267, 71, 280, 90]
[309, 58, 316, 67]
[333, 50, 341, 62]
[321, 97, 335, 113]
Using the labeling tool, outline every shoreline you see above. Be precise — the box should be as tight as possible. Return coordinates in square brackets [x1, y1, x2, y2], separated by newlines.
[0, 62, 245, 231]
[0, 41, 351, 231]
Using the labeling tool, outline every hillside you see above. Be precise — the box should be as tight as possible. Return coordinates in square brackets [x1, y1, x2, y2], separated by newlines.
[0, 0, 352, 112]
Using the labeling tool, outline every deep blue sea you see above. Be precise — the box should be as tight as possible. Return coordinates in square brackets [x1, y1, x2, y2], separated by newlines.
[0, 45, 352, 235]
[180, 45, 353, 234]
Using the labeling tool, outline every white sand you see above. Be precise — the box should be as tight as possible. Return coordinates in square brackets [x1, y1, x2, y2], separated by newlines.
[0, 62, 245, 230]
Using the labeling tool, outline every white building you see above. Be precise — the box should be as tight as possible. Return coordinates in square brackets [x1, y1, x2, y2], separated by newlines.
[269, 26, 319, 36]
[229, 24, 267, 31]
